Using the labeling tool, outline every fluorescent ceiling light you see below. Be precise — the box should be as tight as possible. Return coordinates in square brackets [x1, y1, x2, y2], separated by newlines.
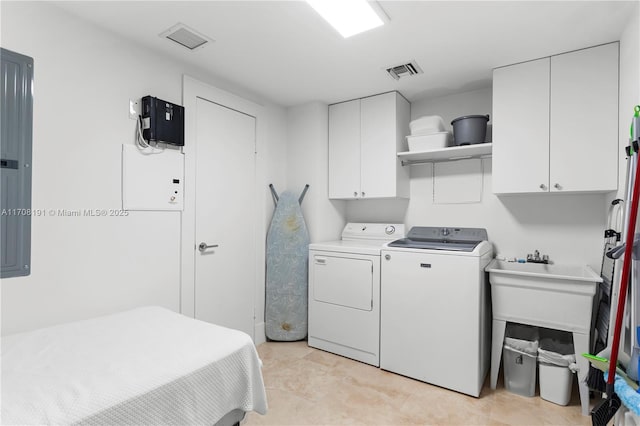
[306, 0, 385, 38]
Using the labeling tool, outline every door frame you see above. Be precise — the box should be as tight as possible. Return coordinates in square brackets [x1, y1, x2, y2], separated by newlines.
[181, 75, 266, 343]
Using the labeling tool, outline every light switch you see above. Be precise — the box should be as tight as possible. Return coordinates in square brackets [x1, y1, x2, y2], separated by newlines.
[129, 99, 140, 120]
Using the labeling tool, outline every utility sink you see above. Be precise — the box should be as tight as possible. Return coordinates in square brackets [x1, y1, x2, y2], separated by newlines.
[485, 258, 602, 334]
[485, 259, 602, 284]
[486, 259, 603, 416]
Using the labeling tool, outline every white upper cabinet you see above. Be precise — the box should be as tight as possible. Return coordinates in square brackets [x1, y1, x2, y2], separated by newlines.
[328, 99, 361, 199]
[329, 92, 410, 200]
[492, 43, 619, 194]
[549, 44, 619, 192]
[493, 57, 551, 194]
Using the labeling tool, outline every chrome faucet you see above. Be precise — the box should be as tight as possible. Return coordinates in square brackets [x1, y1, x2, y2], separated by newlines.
[527, 250, 549, 264]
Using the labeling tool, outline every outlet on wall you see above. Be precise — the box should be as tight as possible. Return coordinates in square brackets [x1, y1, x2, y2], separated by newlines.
[129, 99, 140, 120]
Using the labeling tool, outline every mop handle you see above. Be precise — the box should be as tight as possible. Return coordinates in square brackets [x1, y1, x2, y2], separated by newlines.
[609, 115, 640, 388]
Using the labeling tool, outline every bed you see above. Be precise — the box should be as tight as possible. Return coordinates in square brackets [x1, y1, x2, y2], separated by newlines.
[1, 306, 268, 425]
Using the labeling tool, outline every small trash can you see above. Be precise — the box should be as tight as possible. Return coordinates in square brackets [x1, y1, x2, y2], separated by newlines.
[502, 324, 539, 397]
[538, 337, 576, 406]
[503, 337, 538, 397]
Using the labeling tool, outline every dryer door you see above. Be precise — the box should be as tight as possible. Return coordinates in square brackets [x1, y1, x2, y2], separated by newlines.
[308, 250, 381, 366]
[312, 254, 373, 310]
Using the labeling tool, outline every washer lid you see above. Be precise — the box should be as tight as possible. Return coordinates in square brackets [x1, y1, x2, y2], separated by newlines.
[387, 227, 488, 252]
[387, 238, 481, 252]
[384, 240, 493, 257]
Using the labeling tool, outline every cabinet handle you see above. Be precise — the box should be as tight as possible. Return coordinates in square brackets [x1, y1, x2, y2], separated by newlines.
[361, 191, 366, 197]
[554, 183, 562, 190]
[385, 254, 391, 260]
[539, 184, 547, 190]
[353, 191, 358, 197]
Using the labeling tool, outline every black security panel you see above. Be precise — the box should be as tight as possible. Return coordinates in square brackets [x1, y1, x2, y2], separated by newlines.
[141, 96, 185, 146]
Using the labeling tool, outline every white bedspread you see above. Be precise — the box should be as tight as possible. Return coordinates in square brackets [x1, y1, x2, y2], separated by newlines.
[1, 306, 268, 425]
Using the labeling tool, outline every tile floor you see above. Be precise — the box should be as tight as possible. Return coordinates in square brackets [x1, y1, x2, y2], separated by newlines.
[245, 341, 591, 426]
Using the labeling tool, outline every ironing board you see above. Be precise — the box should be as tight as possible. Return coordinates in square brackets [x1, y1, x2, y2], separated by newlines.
[265, 189, 310, 341]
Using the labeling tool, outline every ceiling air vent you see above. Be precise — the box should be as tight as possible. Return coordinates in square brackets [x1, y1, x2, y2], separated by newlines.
[386, 60, 423, 80]
[160, 23, 214, 51]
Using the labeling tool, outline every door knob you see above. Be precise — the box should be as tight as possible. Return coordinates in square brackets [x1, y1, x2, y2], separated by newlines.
[353, 191, 358, 197]
[539, 184, 547, 190]
[198, 242, 219, 252]
[554, 183, 562, 190]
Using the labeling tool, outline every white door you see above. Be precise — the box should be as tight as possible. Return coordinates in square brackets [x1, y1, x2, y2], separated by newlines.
[194, 97, 256, 337]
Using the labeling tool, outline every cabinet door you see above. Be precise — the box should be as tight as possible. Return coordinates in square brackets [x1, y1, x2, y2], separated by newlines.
[550, 43, 618, 192]
[492, 58, 550, 194]
[329, 99, 361, 199]
[361, 92, 400, 198]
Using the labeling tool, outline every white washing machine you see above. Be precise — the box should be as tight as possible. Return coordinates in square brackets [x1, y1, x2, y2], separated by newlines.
[380, 227, 493, 397]
[308, 223, 404, 366]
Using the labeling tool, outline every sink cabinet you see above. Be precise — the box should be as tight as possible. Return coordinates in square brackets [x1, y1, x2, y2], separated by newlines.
[328, 92, 410, 199]
[492, 43, 618, 194]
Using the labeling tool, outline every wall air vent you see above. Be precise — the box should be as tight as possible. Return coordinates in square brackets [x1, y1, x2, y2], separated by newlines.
[386, 60, 423, 80]
[160, 23, 214, 51]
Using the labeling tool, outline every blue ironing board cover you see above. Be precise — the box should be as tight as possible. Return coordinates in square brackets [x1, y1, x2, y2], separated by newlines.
[265, 191, 310, 341]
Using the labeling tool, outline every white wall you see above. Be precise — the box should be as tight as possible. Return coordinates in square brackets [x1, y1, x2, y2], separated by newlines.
[615, 4, 640, 202]
[347, 14, 639, 273]
[3, 2, 636, 336]
[347, 87, 608, 270]
[304, 81, 614, 269]
[0, 2, 287, 335]
[256, 106, 288, 342]
[286, 102, 346, 243]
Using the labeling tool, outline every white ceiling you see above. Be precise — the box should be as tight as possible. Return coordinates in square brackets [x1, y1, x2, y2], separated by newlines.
[52, 1, 637, 107]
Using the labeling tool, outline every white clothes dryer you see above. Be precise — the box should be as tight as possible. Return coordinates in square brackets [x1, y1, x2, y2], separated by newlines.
[308, 223, 404, 366]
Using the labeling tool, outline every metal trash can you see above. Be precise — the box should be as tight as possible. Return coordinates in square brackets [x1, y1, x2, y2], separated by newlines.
[503, 337, 538, 397]
[502, 324, 539, 397]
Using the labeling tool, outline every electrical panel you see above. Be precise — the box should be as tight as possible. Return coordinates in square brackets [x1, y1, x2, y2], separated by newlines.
[1, 48, 33, 278]
[141, 96, 184, 146]
[122, 145, 184, 211]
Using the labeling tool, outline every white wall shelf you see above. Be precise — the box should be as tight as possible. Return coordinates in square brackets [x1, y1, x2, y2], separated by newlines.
[398, 143, 492, 166]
